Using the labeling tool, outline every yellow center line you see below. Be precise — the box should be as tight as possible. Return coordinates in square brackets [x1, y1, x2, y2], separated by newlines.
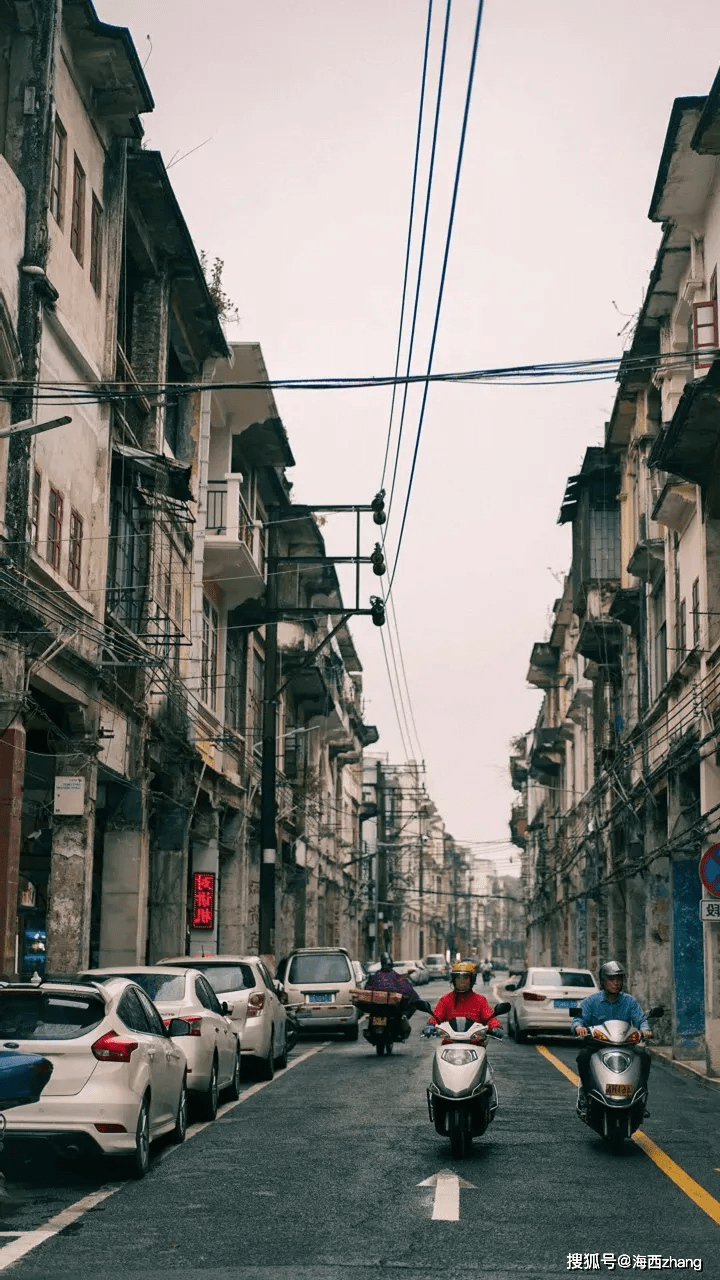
[535, 1044, 720, 1228]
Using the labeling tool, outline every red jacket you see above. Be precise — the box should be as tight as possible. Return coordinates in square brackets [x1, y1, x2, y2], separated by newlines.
[429, 990, 501, 1029]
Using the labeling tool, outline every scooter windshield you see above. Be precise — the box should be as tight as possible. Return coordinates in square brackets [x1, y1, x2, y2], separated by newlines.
[447, 1017, 477, 1033]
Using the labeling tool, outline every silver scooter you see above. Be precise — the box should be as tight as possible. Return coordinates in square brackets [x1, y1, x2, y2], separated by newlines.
[425, 1002, 510, 1159]
[572, 1004, 663, 1148]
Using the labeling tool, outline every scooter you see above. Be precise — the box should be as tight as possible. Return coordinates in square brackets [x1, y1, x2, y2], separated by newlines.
[425, 1002, 510, 1158]
[351, 989, 432, 1056]
[572, 1005, 664, 1148]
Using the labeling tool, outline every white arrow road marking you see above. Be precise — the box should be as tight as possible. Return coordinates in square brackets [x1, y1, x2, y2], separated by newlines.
[418, 1169, 476, 1221]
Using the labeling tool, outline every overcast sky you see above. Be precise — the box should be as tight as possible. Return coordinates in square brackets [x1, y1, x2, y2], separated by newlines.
[97, 0, 720, 863]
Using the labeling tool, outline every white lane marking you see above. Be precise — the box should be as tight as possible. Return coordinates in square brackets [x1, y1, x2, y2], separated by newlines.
[0, 1187, 120, 1271]
[0, 1039, 331, 1268]
[418, 1170, 476, 1221]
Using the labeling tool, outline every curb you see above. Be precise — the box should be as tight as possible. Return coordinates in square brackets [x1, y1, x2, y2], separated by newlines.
[648, 1046, 720, 1091]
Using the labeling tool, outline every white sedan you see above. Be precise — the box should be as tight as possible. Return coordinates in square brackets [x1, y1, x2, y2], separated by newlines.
[505, 966, 599, 1042]
[159, 956, 287, 1081]
[0, 978, 189, 1177]
[85, 967, 241, 1120]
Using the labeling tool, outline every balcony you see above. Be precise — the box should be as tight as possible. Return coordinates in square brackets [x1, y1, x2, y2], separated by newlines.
[202, 475, 265, 608]
[526, 642, 559, 689]
[649, 362, 720, 512]
[652, 477, 697, 533]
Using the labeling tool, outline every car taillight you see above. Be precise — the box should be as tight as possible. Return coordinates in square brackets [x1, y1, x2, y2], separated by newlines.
[94, 1123, 127, 1133]
[162, 1015, 203, 1037]
[522, 992, 546, 1002]
[91, 1031, 139, 1063]
[247, 994, 265, 1018]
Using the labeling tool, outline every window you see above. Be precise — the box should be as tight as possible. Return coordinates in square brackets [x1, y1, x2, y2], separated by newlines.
[651, 581, 667, 694]
[68, 510, 82, 590]
[677, 598, 687, 663]
[287, 953, 351, 984]
[692, 297, 719, 369]
[50, 116, 66, 227]
[692, 578, 701, 649]
[201, 595, 219, 708]
[225, 629, 247, 731]
[250, 649, 264, 740]
[30, 469, 41, 550]
[0, 992, 104, 1039]
[70, 155, 85, 264]
[47, 487, 63, 571]
[117, 989, 151, 1035]
[89, 194, 102, 293]
[107, 480, 144, 631]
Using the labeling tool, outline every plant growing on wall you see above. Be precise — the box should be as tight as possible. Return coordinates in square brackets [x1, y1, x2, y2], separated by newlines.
[199, 251, 240, 326]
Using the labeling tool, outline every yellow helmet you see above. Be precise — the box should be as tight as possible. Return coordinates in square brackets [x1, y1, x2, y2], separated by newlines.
[450, 961, 476, 983]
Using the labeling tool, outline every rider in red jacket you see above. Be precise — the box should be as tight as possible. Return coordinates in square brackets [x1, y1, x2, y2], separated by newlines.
[426, 962, 502, 1031]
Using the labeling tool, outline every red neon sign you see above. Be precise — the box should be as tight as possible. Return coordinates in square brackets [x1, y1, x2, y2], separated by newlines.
[191, 871, 216, 930]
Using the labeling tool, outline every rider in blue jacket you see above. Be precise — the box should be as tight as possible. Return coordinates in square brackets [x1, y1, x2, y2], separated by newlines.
[572, 960, 651, 1114]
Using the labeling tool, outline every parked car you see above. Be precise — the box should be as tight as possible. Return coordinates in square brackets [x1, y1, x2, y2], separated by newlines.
[160, 956, 286, 1081]
[505, 966, 599, 1042]
[408, 961, 431, 986]
[422, 954, 450, 981]
[85, 967, 240, 1119]
[276, 948, 359, 1039]
[351, 960, 366, 988]
[0, 978, 189, 1177]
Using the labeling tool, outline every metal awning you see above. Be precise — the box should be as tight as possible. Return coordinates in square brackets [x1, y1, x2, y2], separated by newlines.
[113, 442, 193, 502]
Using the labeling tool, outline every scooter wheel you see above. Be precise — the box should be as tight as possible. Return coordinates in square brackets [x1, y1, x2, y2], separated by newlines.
[385, 1042, 393, 1055]
[375, 1042, 384, 1056]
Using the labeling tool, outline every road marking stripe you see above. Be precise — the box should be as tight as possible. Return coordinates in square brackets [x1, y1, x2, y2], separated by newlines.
[0, 1039, 331, 1270]
[432, 1173, 460, 1220]
[0, 1187, 120, 1271]
[536, 1043, 720, 1227]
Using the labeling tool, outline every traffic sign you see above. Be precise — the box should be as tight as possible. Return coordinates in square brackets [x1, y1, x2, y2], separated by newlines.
[699, 845, 720, 898]
[700, 899, 720, 921]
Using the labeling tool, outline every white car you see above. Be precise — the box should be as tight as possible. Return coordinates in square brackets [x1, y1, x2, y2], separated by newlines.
[0, 978, 189, 1177]
[159, 956, 287, 1081]
[505, 966, 599, 1042]
[85, 967, 241, 1120]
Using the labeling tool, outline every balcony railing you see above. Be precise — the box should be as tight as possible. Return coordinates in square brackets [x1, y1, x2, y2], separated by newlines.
[205, 479, 256, 553]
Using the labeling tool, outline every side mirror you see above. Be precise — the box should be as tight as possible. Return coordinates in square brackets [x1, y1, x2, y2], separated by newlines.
[648, 1005, 664, 1019]
[505, 983, 517, 992]
[167, 1017, 191, 1038]
[493, 1002, 511, 1016]
[221, 1001, 231, 1016]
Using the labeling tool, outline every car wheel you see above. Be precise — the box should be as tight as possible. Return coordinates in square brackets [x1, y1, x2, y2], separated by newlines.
[128, 1095, 150, 1179]
[344, 1023, 359, 1042]
[514, 1012, 529, 1044]
[226, 1046, 242, 1100]
[258, 1032, 275, 1081]
[199, 1057, 219, 1121]
[171, 1077, 187, 1144]
[274, 1028, 288, 1071]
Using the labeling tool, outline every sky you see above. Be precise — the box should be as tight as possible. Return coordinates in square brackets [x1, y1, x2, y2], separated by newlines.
[97, 0, 720, 865]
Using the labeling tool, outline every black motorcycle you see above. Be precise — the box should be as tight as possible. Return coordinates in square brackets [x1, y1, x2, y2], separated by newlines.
[353, 991, 432, 1056]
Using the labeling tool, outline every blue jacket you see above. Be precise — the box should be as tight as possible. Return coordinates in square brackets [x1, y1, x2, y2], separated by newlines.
[571, 991, 649, 1034]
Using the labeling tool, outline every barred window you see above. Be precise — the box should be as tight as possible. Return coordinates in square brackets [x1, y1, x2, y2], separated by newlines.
[225, 630, 247, 731]
[50, 117, 66, 227]
[68, 510, 83, 590]
[47, 487, 63, 571]
[201, 596, 219, 709]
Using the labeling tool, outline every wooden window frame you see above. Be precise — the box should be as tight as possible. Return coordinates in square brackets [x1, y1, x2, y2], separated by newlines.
[89, 194, 102, 293]
[50, 116, 66, 228]
[68, 509, 83, 590]
[692, 578, 701, 649]
[70, 155, 85, 265]
[47, 487, 63, 572]
[30, 468, 41, 550]
[201, 595, 219, 710]
[692, 298, 719, 369]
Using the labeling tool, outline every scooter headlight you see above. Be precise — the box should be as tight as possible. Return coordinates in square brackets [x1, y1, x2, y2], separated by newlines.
[601, 1051, 632, 1073]
[440, 1047, 478, 1065]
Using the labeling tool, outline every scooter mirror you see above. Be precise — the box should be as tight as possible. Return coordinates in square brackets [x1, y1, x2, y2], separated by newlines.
[648, 1005, 664, 1018]
[493, 1002, 511, 1016]
[569, 1007, 582, 1017]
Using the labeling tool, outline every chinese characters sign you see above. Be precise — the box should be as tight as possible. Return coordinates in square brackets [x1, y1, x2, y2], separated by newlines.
[192, 871, 216, 930]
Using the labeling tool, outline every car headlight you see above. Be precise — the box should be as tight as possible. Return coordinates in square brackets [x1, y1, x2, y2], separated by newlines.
[601, 1051, 632, 1073]
[440, 1047, 478, 1065]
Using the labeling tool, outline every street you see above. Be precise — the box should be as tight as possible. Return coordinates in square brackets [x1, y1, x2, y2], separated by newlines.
[0, 981, 718, 1280]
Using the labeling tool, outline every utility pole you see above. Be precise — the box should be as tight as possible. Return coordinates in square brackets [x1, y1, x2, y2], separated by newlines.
[259, 505, 279, 968]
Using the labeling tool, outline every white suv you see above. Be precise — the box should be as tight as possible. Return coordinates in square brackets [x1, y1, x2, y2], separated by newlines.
[276, 948, 359, 1040]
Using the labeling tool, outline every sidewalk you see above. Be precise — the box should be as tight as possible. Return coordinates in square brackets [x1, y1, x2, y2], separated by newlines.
[649, 1044, 720, 1091]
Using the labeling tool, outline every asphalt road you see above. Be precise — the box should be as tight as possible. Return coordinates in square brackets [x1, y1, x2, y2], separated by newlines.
[0, 979, 718, 1280]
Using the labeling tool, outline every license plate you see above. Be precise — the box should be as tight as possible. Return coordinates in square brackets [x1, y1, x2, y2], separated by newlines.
[553, 999, 576, 1008]
[605, 1083, 632, 1096]
[371, 1017, 387, 1027]
[308, 993, 332, 1003]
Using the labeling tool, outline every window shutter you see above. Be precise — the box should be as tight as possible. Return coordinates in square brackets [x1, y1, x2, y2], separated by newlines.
[692, 298, 719, 368]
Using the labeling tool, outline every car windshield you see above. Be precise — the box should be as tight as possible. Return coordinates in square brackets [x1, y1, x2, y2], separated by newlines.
[189, 964, 256, 994]
[106, 973, 187, 1002]
[0, 992, 105, 1040]
[531, 969, 595, 988]
[425, 956, 444, 965]
[288, 954, 351, 984]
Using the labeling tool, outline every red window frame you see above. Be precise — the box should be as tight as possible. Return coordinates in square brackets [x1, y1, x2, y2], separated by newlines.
[68, 509, 83, 590]
[89, 195, 102, 293]
[70, 155, 85, 264]
[30, 469, 41, 550]
[50, 117, 66, 227]
[692, 298, 719, 369]
[47, 487, 63, 571]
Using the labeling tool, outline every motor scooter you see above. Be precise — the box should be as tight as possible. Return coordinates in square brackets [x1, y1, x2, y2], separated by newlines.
[425, 1002, 510, 1158]
[572, 1004, 663, 1148]
[351, 989, 432, 1056]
